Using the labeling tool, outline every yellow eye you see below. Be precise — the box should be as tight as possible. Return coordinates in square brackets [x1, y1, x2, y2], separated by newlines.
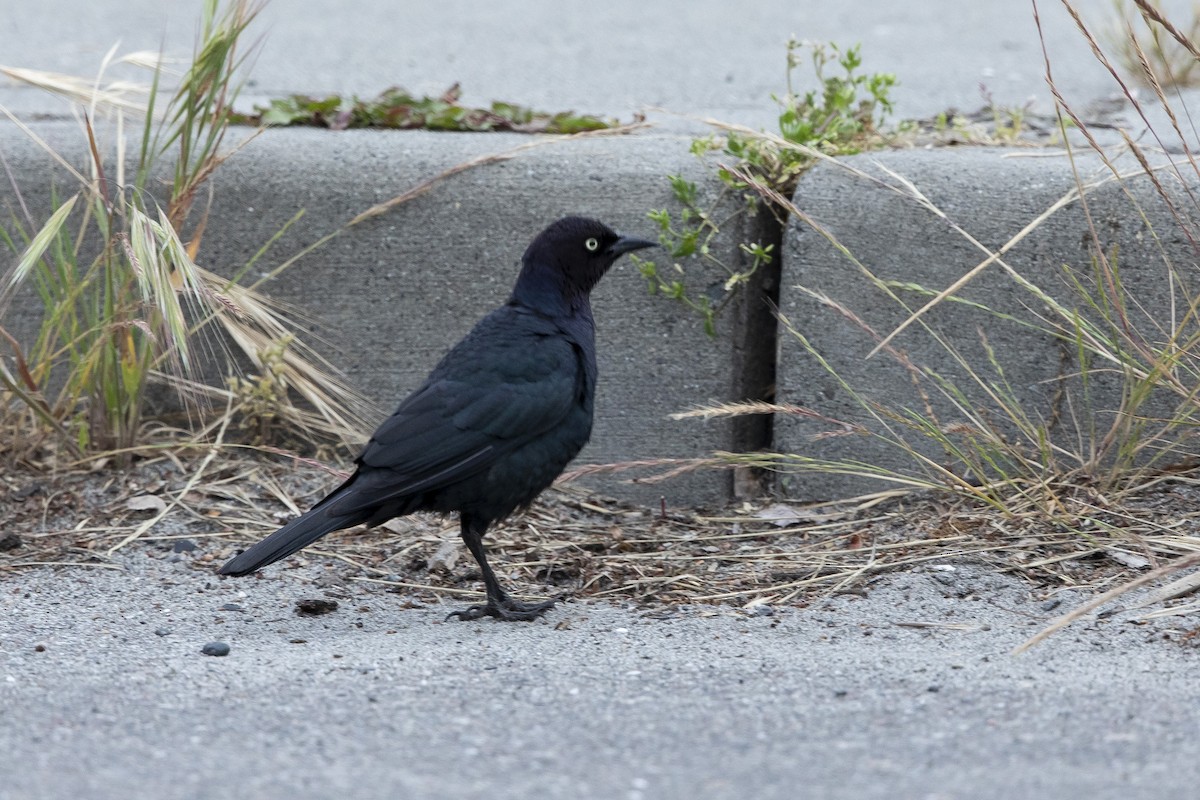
[584, 237, 600, 252]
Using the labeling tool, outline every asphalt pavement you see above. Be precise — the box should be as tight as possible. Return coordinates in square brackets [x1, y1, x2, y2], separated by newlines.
[3, 554, 1197, 800]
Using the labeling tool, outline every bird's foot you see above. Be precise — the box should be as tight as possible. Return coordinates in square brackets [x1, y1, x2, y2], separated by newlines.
[446, 596, 555, 622]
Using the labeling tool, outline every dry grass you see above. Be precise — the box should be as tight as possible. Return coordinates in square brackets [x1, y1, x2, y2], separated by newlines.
[4, 445, 1200, 615]
[1105, 0, 1200, 89]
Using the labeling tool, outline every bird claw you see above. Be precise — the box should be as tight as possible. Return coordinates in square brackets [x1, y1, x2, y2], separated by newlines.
[446, 597, 555, 622]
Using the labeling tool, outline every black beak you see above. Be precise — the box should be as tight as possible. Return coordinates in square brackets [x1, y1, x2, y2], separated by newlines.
[607, 234, 658, 258]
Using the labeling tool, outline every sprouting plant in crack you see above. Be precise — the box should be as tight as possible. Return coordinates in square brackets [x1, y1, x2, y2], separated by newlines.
[633, 40, 897, 337]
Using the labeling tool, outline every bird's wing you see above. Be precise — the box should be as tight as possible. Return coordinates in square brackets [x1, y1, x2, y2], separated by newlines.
[336, 316, 582, 510]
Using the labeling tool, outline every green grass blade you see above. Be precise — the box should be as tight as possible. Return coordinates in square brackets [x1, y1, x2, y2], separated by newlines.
[1, 194, 78, 306]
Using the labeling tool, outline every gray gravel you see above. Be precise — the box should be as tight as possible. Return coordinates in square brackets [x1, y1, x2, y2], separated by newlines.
[2, 554, 1197, 800]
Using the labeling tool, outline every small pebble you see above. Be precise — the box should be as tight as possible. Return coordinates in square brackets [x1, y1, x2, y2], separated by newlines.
[33, 643, 46, 653]
[172, 539, 197, 553]
[0, 533, 22, 551]
[154, 628, 172, 637]
[201, 641, 231, 657]
[220, 603, 245, 612]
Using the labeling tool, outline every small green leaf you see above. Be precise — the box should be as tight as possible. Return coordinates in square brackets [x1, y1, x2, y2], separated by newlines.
[668, 174, 698, 206]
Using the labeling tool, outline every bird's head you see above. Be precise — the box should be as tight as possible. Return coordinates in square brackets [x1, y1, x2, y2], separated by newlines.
[512, 216, 657, 313]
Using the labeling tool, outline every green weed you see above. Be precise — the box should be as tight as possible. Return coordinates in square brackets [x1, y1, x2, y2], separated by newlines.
[0, 0, 374, 462]
[634, 40, 896, 335]
[0, 0, 261, 458]
[237, 83, 617, 133]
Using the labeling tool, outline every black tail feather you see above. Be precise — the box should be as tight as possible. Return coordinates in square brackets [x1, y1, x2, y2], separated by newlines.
[218, 507, 362, 576]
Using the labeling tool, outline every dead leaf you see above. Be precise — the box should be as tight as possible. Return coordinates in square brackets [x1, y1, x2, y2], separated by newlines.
[1105, 548, 1151, 570]
[755, 503, 806, 527]
[426, 538, 461, 572]
[380, 518, 410, 534]
[125, 495, 167, 513]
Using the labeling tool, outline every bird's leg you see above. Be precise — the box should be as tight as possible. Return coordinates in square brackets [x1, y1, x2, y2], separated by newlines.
[446, 514, 555, 622]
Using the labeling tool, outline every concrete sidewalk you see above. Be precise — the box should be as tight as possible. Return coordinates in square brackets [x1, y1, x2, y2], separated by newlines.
[1, 1, 1179, 506]
[5, 1, 1119, 125]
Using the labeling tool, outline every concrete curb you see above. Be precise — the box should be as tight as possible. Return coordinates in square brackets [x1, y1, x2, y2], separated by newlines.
[9, 114, 1200, 507]
[4, 0, 1172, 509]
[2, 123, 744, 506]
[5, 119, 1195, 507]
